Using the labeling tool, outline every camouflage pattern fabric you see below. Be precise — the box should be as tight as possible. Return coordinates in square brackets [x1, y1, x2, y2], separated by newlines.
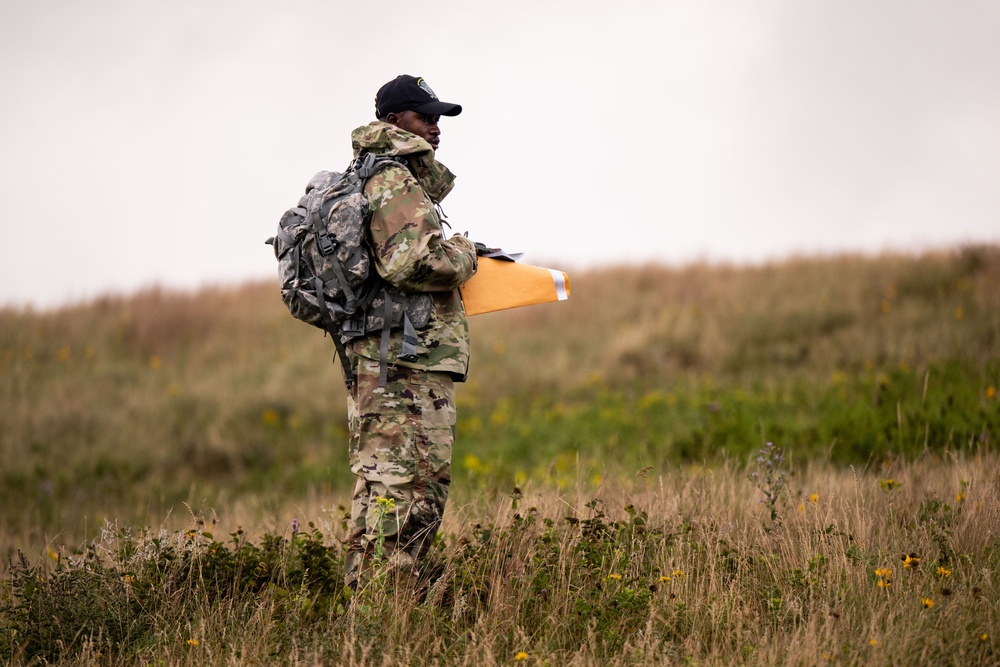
[342, 121, 476, 587]
[348, 121, 478, 379]
[343, 356, 456, 586]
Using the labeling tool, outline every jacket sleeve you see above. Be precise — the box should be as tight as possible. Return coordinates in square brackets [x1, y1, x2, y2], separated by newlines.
[365, 164, 478, 292]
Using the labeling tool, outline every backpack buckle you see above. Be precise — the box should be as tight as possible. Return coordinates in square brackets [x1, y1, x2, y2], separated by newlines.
[355, 152, 378, 178]
[341, 315, 364, 339]
[317, 234, 337, 256]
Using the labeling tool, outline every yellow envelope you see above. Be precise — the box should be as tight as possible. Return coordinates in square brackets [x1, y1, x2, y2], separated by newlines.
[460, 257, 570, 316]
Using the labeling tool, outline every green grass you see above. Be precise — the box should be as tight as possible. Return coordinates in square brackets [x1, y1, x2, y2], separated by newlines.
[1, 245, 999, 664]
[1, 246, 997, 538]
[3, 451, 997, 665]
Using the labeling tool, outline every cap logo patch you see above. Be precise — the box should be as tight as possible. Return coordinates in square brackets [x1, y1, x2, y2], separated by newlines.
[416, 78, 438, 100]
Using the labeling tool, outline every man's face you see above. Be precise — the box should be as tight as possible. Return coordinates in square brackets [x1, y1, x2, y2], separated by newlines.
[388, 110, 442, 151]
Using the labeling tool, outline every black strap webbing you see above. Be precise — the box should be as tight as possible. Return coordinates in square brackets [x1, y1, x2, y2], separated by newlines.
[275, 227, 297, 247]
[315, 275, 355, 388]
[325, 259, 357, 313]
[399, 312, 418, 362]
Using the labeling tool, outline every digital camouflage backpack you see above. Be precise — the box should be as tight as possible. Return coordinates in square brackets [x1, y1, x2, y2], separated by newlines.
[266, 153, 432, 387]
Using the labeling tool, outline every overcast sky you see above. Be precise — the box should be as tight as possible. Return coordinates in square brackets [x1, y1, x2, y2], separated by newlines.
[1, 0, 998, 308]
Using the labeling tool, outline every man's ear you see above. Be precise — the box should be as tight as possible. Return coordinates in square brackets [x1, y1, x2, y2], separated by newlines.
[385, 112, 399, 126]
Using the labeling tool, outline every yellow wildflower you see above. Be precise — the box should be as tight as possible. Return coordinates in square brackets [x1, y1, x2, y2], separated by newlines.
[260, 408, 281, 427]
[810, 493, 819, 503]
[490, 406, 509, 426]
[956, 492, 966, 503]
[879, 479, 901, 492]
[373, 496, 396, 511]
[981, 633, 989, 641]
[606, 573, 622, 581]
[672, 569, 685, 578]
[658, 575, 671, 583]
[186, 638, 199, 647]
[869, 639, 879, 647]
[47, 548, 59, 561]
[514, 651, 529, 661]
[936, 566, 951, 577]
[986, 386, 996, 400]
[902, 554, 920, 569]
[921, 597, 934, 609]
[463, 453, 483, 472]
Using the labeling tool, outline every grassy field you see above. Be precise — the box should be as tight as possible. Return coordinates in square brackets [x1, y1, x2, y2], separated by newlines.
[1, 245, 999, 664]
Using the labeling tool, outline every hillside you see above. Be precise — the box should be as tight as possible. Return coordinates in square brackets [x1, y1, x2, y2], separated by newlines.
[1, 246, 998, 552]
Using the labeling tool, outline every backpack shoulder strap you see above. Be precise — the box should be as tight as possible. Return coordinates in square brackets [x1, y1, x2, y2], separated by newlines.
[348, 153, 417, 388]
[352, 153, 407, 180]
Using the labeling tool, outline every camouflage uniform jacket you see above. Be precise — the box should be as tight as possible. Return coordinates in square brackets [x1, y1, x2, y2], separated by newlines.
[348, 121, 478, 380]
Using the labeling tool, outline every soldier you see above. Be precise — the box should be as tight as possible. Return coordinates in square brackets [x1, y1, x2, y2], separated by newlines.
[343, 75, 479, 590]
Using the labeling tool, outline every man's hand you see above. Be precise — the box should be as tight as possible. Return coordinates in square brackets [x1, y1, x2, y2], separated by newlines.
[472, 241, 523, 262]
[474, 241, 500, 256]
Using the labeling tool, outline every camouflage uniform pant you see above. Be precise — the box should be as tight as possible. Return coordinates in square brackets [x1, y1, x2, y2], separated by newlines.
[343, 355, 456, 587]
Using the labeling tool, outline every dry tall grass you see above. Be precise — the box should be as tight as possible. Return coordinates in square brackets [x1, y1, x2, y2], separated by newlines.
[340, 451, 998, 666]
[2, 246, 998, 549]
[5, 452, 995, 665]
[2, 246, 999, 664]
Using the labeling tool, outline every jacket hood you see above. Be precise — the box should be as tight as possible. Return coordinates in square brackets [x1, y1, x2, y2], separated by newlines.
[352, 121, 434, 158]
[351, 121, 456, 203]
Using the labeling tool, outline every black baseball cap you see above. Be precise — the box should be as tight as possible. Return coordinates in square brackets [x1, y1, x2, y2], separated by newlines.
[375, 75, 462, 118]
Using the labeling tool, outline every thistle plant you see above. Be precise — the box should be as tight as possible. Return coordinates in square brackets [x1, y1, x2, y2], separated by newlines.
[748, 441, 787, 522]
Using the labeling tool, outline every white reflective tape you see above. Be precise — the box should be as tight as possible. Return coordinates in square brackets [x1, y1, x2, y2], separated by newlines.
[548, 269, 568, 300]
